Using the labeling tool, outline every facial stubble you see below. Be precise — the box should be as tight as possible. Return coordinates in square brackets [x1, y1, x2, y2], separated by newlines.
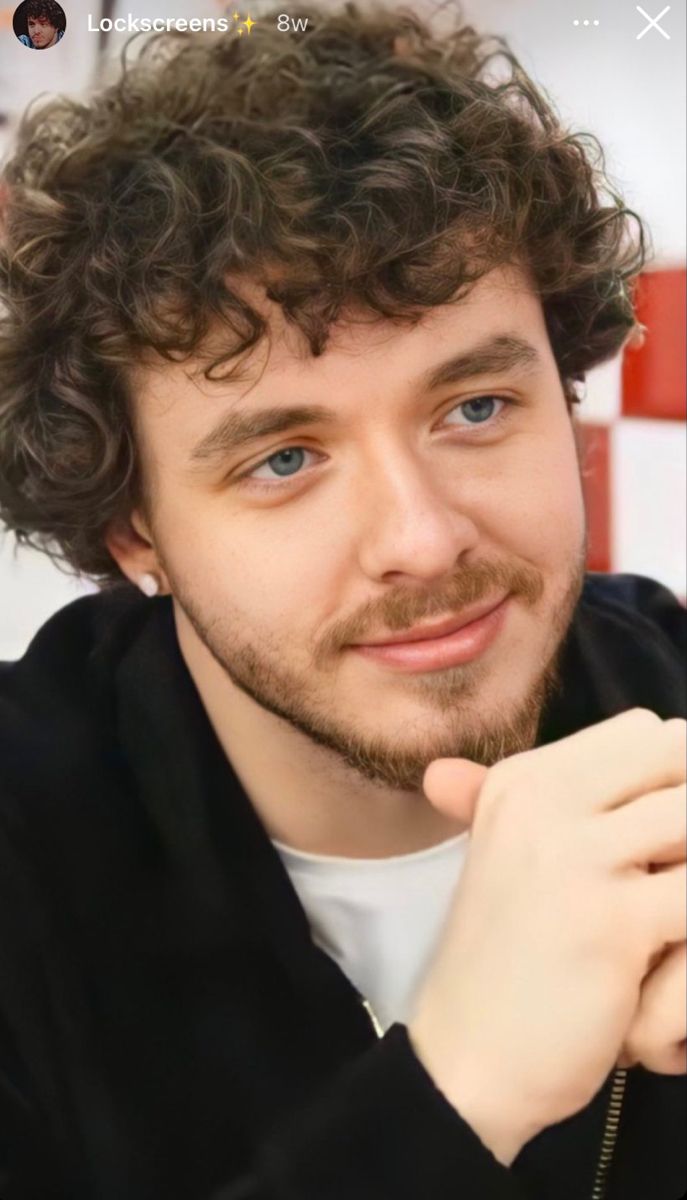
[171, 548, 587, 794]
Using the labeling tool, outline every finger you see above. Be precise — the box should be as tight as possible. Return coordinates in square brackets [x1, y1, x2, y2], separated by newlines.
[600, 784, 686, 869]
[621, 942, 687, 1074]
[510, 711, 685, 815]
[423, 759, 488, 825]
[635, 864, 687, 950]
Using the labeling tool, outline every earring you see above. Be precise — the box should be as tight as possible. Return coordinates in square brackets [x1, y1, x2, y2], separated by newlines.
[138, 572, 160, 597]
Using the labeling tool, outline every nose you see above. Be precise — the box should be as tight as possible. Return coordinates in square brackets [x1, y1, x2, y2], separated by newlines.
[353, 443, 480, 583]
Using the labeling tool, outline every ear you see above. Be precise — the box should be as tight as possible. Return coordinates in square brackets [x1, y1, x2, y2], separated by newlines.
[105, 510, 170, 595]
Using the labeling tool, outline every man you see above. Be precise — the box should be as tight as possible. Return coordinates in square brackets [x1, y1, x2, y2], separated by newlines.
[0, 3, 684, 1198]
[17, 0, 65, 48]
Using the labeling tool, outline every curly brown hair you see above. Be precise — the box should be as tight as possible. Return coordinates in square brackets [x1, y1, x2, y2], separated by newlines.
[0, 0, 648, 588]
[23, 0, 66, 30]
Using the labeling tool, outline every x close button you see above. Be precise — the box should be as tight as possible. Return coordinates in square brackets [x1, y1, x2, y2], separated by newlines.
[636, 5, 671, 39]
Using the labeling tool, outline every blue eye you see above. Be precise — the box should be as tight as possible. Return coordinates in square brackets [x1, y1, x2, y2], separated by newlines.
[450, 396, 504, 425]
[239, 394, 511, 492]
[267, 448, 303, 476]
[249, 447, 314, 482]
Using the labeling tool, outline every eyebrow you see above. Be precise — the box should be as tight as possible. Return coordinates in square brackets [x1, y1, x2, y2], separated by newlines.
[188, 333, 542, 467]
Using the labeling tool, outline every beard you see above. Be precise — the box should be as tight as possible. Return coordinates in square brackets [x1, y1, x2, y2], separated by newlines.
[169, 545, 587, 794]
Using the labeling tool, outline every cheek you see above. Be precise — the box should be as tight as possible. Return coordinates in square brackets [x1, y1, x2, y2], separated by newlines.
[480, 432, 585, 566]
[157, 494, 330, 622]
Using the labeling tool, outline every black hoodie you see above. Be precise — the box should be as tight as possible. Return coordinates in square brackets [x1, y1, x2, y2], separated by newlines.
[0, 572, 684, 1200]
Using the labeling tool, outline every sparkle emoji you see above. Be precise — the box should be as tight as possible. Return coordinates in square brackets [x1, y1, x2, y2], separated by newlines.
[231, 12, 256, 35]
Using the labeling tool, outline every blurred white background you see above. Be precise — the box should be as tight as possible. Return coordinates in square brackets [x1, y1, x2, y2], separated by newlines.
[0, 0, 685, 659]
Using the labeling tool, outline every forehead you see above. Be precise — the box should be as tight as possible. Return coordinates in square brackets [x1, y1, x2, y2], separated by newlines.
[129, 262, 550, 446]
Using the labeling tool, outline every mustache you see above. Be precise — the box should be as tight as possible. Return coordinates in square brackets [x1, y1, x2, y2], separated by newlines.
[317, 558, 545, 661]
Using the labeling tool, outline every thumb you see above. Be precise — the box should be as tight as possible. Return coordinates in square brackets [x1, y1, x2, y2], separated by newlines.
[423, 758, 489, 826]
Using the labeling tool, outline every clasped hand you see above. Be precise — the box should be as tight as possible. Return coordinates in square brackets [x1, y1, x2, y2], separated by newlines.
[423, 742, 686, 1078]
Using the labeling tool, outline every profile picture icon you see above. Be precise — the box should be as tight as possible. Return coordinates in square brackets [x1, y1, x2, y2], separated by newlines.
[14, 0, 66, 49]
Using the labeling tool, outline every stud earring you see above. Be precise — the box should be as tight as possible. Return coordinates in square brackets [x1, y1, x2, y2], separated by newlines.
[138, 572, 160, 597]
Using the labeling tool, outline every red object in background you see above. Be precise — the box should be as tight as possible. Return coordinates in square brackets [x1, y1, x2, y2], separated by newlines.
[580, 423, 611, 573]
[622, 268, 687, 421]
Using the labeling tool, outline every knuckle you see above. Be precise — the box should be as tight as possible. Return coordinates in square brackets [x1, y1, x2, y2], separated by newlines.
[623, 707, 663, 732]
[672, 784, 687, 832]
[663, 719, 687, 780]
[663, 716, 687, 749]
[480, 754, 542, 814]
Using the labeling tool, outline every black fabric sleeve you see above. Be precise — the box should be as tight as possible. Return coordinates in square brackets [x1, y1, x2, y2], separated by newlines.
[595, 572, 686, 657]
[624, 573, 686, 657]
[0, 811, 532, 1200]
[208, 1024, 532, 1200]
[0, 814, 67, 1198]
[1, 1000, 533, 1200]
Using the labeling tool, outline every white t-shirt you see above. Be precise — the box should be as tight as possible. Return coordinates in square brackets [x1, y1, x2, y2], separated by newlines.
[271, 832, 470, 1033]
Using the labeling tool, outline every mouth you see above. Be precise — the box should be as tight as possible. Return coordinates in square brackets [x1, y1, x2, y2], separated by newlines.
[349, 594, 511, 673]
[354, 595, 510, 647]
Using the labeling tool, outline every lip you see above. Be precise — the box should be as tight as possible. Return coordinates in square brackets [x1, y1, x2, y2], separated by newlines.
[350, 595, 510, 673]
[354, 595, 509, 647]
